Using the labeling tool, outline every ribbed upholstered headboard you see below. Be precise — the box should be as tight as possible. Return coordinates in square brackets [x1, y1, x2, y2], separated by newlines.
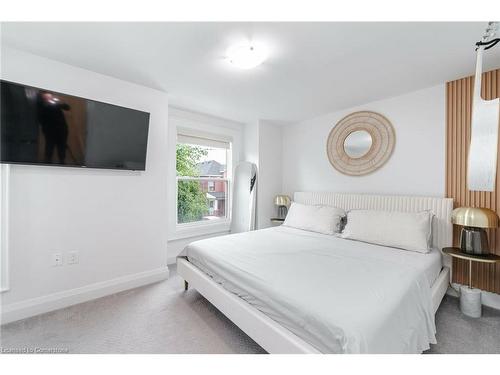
[294, 192, 454, 252]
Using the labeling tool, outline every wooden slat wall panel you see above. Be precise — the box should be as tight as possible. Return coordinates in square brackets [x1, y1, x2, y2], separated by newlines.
[446, 69, 500, 293]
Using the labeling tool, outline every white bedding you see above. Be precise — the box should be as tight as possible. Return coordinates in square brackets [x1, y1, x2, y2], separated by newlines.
[182, 226, 440, 353]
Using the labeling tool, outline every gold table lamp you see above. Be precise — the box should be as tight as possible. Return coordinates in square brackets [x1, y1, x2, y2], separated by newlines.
[451, 207, 499, 255]
[274, 195, 291, 219]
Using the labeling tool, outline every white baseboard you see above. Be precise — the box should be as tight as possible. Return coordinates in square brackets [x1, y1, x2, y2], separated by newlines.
[447, 283, 500, 311]
[1, 267, 169, 325]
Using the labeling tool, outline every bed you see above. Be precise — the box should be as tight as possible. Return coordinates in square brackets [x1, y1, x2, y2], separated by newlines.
[177, 192, 454, 353]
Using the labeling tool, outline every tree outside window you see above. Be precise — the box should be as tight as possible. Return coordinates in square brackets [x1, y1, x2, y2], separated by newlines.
[176, 141, 229, 225]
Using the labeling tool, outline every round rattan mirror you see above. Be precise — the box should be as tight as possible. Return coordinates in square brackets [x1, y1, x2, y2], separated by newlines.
[326, 111, 395, 176]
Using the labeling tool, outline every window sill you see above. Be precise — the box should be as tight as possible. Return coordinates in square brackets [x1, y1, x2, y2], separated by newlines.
[169, 220, 231, 241]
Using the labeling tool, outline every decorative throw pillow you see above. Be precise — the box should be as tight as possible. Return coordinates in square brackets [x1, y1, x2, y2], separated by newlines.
[283, 202, 346, 235]
[341, 209, 433, 253]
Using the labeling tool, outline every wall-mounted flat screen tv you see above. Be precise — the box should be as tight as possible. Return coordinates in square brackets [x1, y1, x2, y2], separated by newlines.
[0, 80, 150, 171]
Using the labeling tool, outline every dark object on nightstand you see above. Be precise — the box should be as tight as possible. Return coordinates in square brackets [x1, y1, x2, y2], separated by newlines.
[270, 218, 285, 225]
[274, 195, 291, 219]
[460, 227, 489, 254]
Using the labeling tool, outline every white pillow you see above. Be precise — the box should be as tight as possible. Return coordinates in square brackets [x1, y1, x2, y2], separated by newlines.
[283, 202, 346, 235]
[341, 210, 433, 253]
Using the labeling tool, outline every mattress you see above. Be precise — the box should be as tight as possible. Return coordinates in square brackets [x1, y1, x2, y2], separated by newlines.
[182, 226, 440, 353]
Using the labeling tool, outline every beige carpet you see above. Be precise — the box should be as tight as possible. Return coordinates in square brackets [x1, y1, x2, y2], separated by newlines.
[1, 266, 265, 354]
[1, 265, 499, 354]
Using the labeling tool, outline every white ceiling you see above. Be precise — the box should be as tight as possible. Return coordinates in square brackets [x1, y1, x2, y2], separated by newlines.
[2, 22, 499, 123]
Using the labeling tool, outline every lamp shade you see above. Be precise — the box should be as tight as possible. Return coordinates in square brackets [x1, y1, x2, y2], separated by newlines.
[451, 207, 499, 228]
[274, 195, 291, 207]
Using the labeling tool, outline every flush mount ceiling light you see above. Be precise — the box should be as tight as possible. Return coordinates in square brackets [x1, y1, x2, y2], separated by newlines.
[226, 43, 267, 69]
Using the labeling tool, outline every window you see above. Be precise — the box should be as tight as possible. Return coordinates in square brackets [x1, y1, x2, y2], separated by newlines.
[207, 181, 215, 192]
[176, 133, 231, 226]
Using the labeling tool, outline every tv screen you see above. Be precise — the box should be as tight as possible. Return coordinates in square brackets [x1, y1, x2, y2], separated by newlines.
[0, 80, 150, 170]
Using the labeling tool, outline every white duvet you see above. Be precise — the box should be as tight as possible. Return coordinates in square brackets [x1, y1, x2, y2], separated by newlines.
[181, 226, 439, 353]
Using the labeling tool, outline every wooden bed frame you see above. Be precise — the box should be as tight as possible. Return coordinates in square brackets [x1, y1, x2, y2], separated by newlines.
[177, 192, 454, 354]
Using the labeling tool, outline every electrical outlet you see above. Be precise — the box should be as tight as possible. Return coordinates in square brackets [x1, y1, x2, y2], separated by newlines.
[52, 253, 63, 267]
[67, 251, 79, 265]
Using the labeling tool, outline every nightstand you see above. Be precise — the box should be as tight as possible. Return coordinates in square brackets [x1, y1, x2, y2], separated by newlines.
[442, 247, 500, 317]
[270, 218, 285, 226]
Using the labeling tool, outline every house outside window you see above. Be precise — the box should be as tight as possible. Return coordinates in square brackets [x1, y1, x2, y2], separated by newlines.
[176, 133, 231, 226]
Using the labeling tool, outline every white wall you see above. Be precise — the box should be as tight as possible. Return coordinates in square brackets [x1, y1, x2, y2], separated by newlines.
[282, 85, 446, 197]
[242, 120, 285, 229]
[0, 166, 10, 293]
[243, 121, 259, 168]
[0, 47, 170, 322]
[257, 121, 283, 228]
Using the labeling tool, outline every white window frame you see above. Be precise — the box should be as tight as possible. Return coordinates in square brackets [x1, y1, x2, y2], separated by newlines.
[168, 107, 243, 241]
[175, 132, 232, 233]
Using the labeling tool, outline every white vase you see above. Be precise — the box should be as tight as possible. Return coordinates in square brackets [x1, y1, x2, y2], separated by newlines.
[460, 286, 482, 318]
